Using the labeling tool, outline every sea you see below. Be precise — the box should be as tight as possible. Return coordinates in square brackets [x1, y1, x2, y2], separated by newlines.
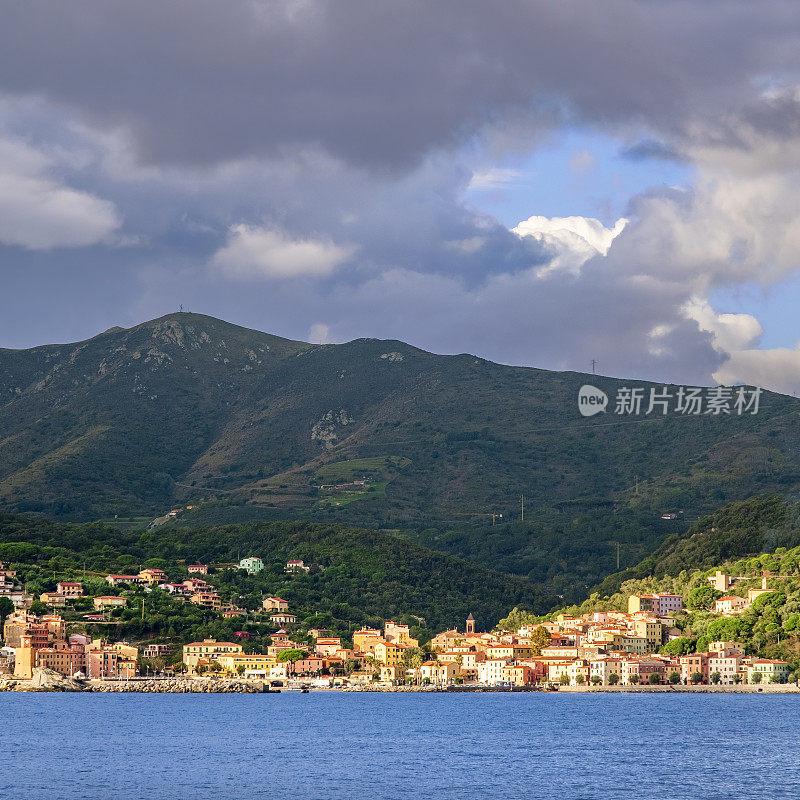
[2, 691, 798, 799]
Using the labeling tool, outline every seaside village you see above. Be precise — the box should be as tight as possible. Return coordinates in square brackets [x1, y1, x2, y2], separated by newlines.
[0, 557, 793, 688]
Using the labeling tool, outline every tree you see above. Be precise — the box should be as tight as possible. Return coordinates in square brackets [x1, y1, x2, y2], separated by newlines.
[277, 648, 308, 674]
[411, 652, 424, 685]
[733, 674, 742, 684]
[559, 672, 570, 685]
[629, 674, 640, 685]
[648, 673, 661, 685]
[659, 637, 695, 657]
[530, 626, 551, 656]
[668, 672, 681, 685]
[343, 658, 357, 676]
[0, 596, 13, 623]
[29, 600, 48, 615]
[691, 671, 704, 685]
[687, 586, 722, 611]
[590, 675, 602, 685]
[575, 674, 585, 685]
[751, 671, 762, 684]
[710, 671, 721, 685]
[608, 673, 620, 685]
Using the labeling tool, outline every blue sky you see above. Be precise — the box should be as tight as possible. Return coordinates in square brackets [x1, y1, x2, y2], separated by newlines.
[464, 130, 691, 228]
[710, 279, 800, 350]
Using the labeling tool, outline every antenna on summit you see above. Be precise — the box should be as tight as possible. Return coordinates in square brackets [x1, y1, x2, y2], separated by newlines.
[591, 358, 598, 375]
[179, 304, 184, 313]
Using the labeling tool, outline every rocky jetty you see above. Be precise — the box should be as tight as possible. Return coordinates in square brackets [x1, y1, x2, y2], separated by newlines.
[0, 667, 89, 692]
[0, 672, 268, 693]
[90, 678, 267, 693]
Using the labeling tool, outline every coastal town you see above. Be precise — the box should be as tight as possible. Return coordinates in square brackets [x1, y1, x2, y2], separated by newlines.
[0, 556, 794, 690]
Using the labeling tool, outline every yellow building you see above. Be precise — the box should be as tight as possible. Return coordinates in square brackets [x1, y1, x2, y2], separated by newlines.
[486, 644, 533, 660]
[39, 593, 68, 608]
[612, 635, 648, 655]
[138, 568, 168, 585]
[183, 639, 243, 672]
[547, 661, 575, 683]
[418, 660, 457, 685]
[383, 622, 418, 648]
[94, 596, 127, 610]
[374, 640, 405, 666]
[14, 646, 35, 679]
[217, 653, 276, 675]
[380, 664, 405, 683]
[353, 628, 382, 655]
[110, 642, 139, 661]
[630, 619, 663, 651]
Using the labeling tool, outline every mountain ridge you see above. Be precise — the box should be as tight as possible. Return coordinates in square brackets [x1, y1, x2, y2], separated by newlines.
[1, 312, 799, 601]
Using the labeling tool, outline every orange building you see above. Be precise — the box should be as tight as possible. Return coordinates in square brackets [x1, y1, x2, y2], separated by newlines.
[56, 582, 84, 597]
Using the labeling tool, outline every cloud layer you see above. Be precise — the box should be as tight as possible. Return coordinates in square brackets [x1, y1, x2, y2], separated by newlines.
[211, 225, 354, 280]
[0, 1, 799, 393]
[0, 136, 120, 249]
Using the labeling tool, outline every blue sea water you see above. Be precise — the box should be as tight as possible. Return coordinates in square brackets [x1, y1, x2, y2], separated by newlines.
[2, 692, 799, 799]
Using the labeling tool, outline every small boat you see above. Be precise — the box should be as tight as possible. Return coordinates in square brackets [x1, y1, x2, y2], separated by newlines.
[300, 686, 310, 693]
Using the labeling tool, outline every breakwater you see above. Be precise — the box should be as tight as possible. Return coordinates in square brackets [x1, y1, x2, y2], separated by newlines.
[0, 669, 269, 693]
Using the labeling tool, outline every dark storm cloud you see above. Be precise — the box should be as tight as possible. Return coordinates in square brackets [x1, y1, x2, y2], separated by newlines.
[620, 140, 685, 163]
[2, 0, 800, 168]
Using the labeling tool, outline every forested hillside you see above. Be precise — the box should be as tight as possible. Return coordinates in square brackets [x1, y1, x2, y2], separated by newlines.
[1, 312, 799, 531]
[594, 496, 800, 595]
[0, 513, 556, 637]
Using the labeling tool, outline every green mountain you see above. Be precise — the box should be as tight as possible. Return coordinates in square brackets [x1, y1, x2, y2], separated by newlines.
[0, 513, 556, 635]
[2, 312, 800, 599]
[594, 495, 800, 595]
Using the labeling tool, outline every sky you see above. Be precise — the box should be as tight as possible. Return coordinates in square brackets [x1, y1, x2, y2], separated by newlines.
[1, 1, 800, 393]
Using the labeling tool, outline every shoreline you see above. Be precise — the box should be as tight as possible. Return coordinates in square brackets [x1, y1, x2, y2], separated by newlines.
[3, 675, 800, 694]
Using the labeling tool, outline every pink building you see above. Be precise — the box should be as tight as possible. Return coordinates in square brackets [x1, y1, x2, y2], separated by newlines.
[88, 647, 119, 679]
[292, 656, 326, 675]
[183, 578, 210, 592]
[680, 653, 710, 683]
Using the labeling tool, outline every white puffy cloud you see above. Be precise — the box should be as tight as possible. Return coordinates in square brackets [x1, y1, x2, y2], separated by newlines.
[211, 225, 355, 280]
[512, 215, 627, 276]
[714, 345, 800, 396]
[0, 136, 121, 250]
[682, 298, 763, 354]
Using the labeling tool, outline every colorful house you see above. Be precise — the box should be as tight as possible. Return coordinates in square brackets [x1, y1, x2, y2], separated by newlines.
[239, 557, 264, 575]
